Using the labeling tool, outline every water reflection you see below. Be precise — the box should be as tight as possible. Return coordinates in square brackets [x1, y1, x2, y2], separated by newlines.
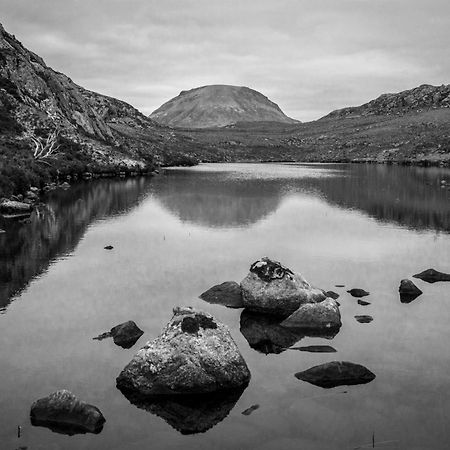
[118, 386, 245, 434]
[0, 178, 152, 312]
[160, 163, 450, 232]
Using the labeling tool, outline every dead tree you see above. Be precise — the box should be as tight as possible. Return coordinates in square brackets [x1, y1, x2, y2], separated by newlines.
[30, 130, 61, 160]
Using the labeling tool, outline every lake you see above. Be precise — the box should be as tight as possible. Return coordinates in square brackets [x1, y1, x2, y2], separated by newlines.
[1, 162, 450, 450]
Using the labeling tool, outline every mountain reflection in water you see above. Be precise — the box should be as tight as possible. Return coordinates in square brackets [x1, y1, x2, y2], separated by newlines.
[0, 178, 152, 312]
[160, 163, 450, 231]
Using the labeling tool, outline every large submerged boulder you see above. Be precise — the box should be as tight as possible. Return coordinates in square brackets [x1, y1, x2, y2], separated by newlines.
[200, 281, 244, 308]
[116, 307, 250, 395]
[281, 298, 341, 330]
[30, 390, 105, 435]
[240, 257, 326, 316]
[295, 361, 376, 388]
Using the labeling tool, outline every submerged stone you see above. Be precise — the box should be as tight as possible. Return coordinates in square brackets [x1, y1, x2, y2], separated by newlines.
[30, 390, 105, 435]
[347, 288, 370, 298]
[355, 315, 373, 323]
[118, 387, 245, 435]
[200, 281, 244, 308]
[241, 404, 260, 416]
[116, 307, 250, 395]
[289, 345, 337, 353]
[357, 299, 371, 306]
[240, 257, 326, 316]
[399, 279, 423, 303]
[295, 361, 376, 388]
[281, 298, 341, 331]
[325, 291, 340, 300]
[413, 268, 450, 283]
[104, 245, 114, 250]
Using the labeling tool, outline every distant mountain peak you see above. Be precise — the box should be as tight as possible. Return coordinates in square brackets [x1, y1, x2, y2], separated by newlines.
[149, 84, 299, 128]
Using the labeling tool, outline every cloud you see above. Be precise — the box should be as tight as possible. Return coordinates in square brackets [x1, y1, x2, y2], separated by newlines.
[1, 0, 449, 121]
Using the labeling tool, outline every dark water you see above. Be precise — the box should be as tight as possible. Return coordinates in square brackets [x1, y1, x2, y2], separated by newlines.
[1, 163, 450, 450]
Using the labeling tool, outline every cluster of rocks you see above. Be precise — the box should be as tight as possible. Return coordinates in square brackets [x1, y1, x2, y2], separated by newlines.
[31, 259, 450, 438]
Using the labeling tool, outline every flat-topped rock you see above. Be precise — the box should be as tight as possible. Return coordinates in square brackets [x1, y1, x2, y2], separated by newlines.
[240, 257, 326, 316]
[116, 307, 250, 395]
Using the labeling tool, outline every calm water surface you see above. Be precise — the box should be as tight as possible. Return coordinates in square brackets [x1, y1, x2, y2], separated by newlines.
[1, 163, 450, 449]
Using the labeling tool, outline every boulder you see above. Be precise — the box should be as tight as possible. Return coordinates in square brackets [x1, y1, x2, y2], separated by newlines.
[93, 320, 144, 348]
[200, 281, 244, 308]
[281, 298, 341, 331]
[116, 307, 250, 395]
[399, 279, 423, 303]
[413, 268, 450, 283]
[30, 390, 105, 435]
[240, 257, 326, 316]
[295, 361, 376, 388]
[0, 200, 33, 214]
[118, 388, 244, 434]
[347, 288, 370, 298]
[355, 315, 373, 323]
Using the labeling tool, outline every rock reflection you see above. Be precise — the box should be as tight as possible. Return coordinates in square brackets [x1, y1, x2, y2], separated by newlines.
[117, 386, 245, 434]
[0, 178, 152, 312]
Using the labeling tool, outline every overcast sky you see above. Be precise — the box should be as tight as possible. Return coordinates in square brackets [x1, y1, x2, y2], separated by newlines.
[1, 0, 449, 121]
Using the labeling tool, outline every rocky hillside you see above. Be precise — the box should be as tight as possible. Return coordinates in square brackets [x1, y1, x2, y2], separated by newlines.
[325, 84, 450, 119]
[149, 85, 298, 128]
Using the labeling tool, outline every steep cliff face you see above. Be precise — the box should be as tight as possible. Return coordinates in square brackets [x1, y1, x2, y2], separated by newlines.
[324, 84, 450, 119]
[0, 22, 209, 172]
[150, 85, 298, 128]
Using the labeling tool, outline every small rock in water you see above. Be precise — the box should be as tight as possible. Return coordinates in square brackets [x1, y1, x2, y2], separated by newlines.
[325, 291, 340, 300]
[357, 299, 371, 306]
[355, 315, 373, 323]
[399, 279, 423, 303]
[413, 268, 450, 283]
[104, 245, 114, 250]
[93, 321, 144, 348]
[241, 404, 260, 416]
[295, 361, 376, 388]
[30, 390, 105, 435]
[347, 288, 370, 298]
[200, 281, 244, 308]
[335, 284, 345, 288]
[289, 345, 337, 353]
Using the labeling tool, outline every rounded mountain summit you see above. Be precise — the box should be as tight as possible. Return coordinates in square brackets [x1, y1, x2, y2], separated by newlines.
[149, 85, 299, 128]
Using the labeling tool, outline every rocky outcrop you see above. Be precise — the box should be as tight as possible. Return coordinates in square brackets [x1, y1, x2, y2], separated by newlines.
[0, 200, 32, 213]
[281, 298, 341, 330]
[295, 361, 376, 388]
[325, 84, 450, 119]
[413, 268, 450, 283]
[240, 257, 326, 316]
[116, 307, 250, 395]
[30, 390, 105, 435]
[200, 281, 244, 308]
[149, 85, 299, 128]
[399, 279, 423, 303]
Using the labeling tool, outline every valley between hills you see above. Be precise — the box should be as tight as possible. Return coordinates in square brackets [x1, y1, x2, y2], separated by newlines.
[1, 21, 450, 199]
